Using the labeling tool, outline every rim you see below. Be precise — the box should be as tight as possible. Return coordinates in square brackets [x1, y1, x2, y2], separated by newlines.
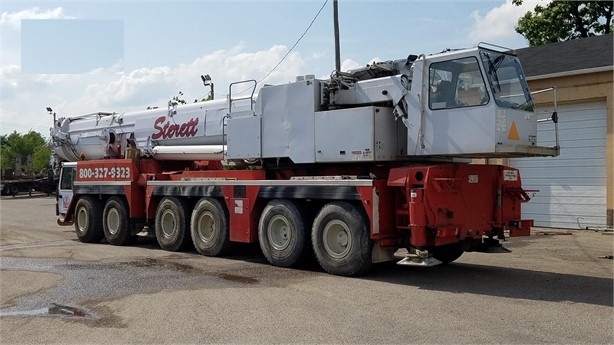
[76, 207, 88, 233]
[267, 215, 291, 251]
[106, 208, 120, 235]
[322, 220, 351, 259]
[197, 211, 216, 243]
[160, 209, 177, 238]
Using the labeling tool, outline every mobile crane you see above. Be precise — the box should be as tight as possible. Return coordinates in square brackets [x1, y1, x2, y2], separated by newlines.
[52, 44, 559, 276]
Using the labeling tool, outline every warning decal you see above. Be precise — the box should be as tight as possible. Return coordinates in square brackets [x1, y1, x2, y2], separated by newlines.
[507, 121, 520, 140]
[503, 170, 518, 181]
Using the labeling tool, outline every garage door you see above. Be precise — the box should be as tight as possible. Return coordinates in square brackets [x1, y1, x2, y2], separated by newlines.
[510, 101, 607, 229]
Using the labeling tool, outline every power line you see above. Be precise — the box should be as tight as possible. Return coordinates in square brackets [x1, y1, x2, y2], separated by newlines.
[256, 0, 329, 84]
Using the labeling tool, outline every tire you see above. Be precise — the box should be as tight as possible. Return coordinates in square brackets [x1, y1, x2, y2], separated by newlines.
[431, 243, 464, 264]
[155, 197, 191, 252]
[258, 199, 307, 267]
[190, 198, 231, 256]
[311, 202, 373, 276]
[74, 196, 104, 243]
[103, 197, 136, 246]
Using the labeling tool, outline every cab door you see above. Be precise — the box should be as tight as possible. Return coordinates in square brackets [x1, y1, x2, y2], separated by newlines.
[56, 163, 76, 216]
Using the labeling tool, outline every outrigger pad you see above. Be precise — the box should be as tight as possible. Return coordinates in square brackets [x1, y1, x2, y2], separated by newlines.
[396, 256, 442, 267]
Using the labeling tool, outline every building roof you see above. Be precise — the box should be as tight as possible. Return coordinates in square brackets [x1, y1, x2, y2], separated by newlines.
[516, 34, 613, 78]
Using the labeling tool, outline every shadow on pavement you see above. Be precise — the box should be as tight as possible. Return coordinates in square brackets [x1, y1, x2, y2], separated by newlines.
[364, 261, 613, 307]
[70, 235, 613, 307]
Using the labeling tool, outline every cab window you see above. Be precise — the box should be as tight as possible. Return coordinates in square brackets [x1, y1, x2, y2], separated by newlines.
[479, 50, 534, 111]
[60, 167, 75, 190]
[429, 57, 489, 110]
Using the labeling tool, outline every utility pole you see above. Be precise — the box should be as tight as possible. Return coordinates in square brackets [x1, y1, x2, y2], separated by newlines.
[333, 0, 341, 73]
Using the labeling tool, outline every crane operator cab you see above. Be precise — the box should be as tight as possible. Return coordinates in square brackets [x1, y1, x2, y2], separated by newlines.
[324, 43, 558, 160]
[406, 44, 559, 158]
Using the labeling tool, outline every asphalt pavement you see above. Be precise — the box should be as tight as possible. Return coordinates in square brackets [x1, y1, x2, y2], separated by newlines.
[1, 194, 612, 344]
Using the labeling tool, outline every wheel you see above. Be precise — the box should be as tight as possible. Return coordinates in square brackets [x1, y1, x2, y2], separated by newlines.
[103, 196, 136, 246]
[154, 197, 191, 252]
[431, 243, 464, 264]
[74, 196, 104, 243]
[311, 202, 373, 276]
[190, 198, 230, 256]
[258, 199, 307, 267]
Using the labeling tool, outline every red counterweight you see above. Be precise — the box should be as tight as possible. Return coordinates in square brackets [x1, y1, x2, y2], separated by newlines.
[389, 164, 531, 251]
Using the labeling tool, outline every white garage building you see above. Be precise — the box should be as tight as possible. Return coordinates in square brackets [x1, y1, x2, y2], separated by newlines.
[512, 34, 613, 229]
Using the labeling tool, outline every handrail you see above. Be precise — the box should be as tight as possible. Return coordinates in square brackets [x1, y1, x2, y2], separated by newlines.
[531, 86, 559, 150]
[228, 80, 257, 112]
[67, 112, 116, 122]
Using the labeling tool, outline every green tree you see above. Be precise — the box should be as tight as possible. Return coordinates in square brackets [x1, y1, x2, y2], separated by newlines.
[148, 89, 212, 110]
[32, 143, 52, 172]
[171, 89, 213, 105]
[169, 90, 187, 107]
[0, 131, 51, 175]
[514, 1, 613, 46]
[195, 93, 214, 103]
[0, 135, 11, 172]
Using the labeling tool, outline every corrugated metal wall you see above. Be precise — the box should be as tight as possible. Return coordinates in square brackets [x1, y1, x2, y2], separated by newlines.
[510, 101, 607, 229]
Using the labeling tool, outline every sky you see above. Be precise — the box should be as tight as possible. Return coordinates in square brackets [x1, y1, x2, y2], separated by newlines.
[0, 0, 548, 137]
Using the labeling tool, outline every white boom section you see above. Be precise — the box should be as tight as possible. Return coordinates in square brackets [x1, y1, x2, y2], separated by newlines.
[51, 99, 233, 162]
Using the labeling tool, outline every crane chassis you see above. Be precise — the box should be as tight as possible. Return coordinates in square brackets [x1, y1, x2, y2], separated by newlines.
[53, 44, 558, 276]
